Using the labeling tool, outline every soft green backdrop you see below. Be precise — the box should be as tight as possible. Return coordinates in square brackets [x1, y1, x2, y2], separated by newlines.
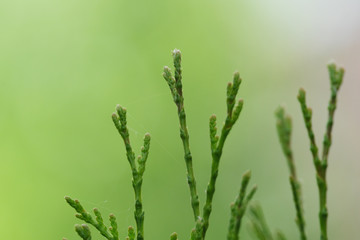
[0, 0, 359, 239]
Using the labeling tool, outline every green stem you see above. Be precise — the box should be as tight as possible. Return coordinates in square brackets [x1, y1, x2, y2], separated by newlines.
[275, 107, 306, 240]
[112, 106, 151, 240]
[297, 63, 344, 240]
[163, 49, 200, 220]
[227, 171, 257, 240]
[202, 72, 243, 238]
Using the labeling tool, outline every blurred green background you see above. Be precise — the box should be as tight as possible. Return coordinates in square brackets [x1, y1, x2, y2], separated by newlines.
[0, 0, 359, 239]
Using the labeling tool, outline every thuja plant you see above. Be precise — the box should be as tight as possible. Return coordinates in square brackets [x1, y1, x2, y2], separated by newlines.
[275, 64, 344, 240]
[64, 49, 257, 240]
[64, 50, 344, 240]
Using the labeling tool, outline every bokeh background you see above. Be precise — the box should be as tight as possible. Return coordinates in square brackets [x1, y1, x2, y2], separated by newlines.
[0, 0, 359, 239]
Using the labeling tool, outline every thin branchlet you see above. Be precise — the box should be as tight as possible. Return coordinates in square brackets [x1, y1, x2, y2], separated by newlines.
[112, 106, 151, 240]
[163, 51, 252, 240]
[163, 49, 200, 220]
[227, 171, 257, 240]
[202, 72, 244, 238]
[65, 197, 116, 240]
[275, 107, 306, 240]
[297, 63, 344, 240]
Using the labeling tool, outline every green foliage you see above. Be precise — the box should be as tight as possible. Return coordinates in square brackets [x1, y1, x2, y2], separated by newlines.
[274, 63, 344, 240]
[65, 49, 255, 239]
[227, 171, 257, 240]
[275, 108, 306, 240]
[65, 50, 344, 240]
[163, 49, 255, 240]
[64, 196, 118, 240]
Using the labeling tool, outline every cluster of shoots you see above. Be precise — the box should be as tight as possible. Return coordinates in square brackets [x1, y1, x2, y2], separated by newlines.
[64, 50, 344, 240]
[275, 63, 344, 240]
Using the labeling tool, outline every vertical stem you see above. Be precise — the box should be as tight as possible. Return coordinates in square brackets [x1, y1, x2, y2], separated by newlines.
[297, 63, 344, 240]
[202, 73, 243, 238]
[163, 49, 200, 220]
[276, 107, 306, 240]
[112, 107, 151, 240]
[227, 171, 257, 240]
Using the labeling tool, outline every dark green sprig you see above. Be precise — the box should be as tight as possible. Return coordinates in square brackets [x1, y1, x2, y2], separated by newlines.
[275, 107, 306, 240]
[112, 106, 151, 240]
[202, 72, 244, 238]
[227, 171, 257, 240]
[65, 196, 115, 240]
[163, 49, 200, 220]
[297, 63, 344, 240]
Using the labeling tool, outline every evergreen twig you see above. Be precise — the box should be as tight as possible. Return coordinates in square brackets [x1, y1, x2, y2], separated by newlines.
[202, 72, 244, 238]
[297, 63, 344, 240]
[112, 106, 151, 240]
[163, 49, 200, 220]
[65, 196, 118, 240]
[275, 107, 306, 240]
[64, 51, 346, 240]
[163, 49, 254, 240]
[227, 171, 257, 240]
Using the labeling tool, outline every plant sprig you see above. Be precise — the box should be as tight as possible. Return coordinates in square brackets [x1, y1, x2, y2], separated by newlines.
[202, 72, 244, 238]
[112, 105, 151, 240]
[163, 49, 255, 240]
[275, 107, 306, 240]
[65, 196, 119, 240]
[163, 49, 200, 221]
[227, 171, 257, 240]
[297, 63, 344, 240]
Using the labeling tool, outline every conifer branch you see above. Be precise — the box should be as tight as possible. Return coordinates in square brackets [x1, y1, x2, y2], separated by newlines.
[202, 72, 244, 238]
[112, 106, 151, 240]
[163, 49, 200, 220]
[322, 64, 344, 166]
[227, 171, 257, 240]
[297, 63, 344, 240]
[275, 107, 306, 240]
[65, 197, 117, 240]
